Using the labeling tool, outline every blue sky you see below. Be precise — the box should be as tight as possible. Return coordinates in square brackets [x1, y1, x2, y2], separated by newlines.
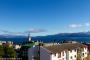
[0, 0, 90, 36]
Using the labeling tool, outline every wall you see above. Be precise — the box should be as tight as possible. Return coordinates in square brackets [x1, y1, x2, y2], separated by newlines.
[28, 46, 51, 60]
[68, 49, 77, 60]
[28, 46, 38, 60]
[51, 51, 66, 60]
[81, 47, 88, 60]
[40, 47, 51, 60]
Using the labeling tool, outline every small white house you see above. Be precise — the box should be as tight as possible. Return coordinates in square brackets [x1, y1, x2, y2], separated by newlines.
[28, 43, 88, 60]
[14, 45, 21, 49]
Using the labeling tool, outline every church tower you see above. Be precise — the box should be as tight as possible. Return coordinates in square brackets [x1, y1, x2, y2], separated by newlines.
[28, 32, 31, 42]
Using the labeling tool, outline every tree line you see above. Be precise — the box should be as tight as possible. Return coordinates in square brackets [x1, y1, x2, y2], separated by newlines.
[0, 44, 16, 59]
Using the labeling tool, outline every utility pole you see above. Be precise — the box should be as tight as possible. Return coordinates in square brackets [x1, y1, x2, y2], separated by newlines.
[38, 43, 40, 60]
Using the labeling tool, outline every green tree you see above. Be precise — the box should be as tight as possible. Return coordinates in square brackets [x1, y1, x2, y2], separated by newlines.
[0, 45, 4, 58]
[3, 45, 16, 60]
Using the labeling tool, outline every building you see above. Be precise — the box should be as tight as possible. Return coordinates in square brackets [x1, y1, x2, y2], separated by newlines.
[28, 43, 88, 60]
[19, 41, 39, 60]
[0, 41, 13, 45]
[14, 45, 21, 50]
[83, 43, 90, 54]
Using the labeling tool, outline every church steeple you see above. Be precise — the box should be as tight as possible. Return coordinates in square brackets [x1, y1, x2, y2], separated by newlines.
[28, 32, 31, 42]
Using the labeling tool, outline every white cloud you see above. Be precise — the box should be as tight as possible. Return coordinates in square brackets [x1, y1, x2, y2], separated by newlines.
[69, 22, 90, 28]
[69, 24, 83, 28]
[84, 23, 90, 27]
[0, 28, 46, 35]
[69, 24, 77, 28]
[27, 28, 46, 33]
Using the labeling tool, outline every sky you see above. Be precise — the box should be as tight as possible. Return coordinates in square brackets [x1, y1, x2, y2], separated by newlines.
[0, 0, 90, 36]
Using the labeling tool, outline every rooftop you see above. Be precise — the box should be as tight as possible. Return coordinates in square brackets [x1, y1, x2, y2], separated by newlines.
[22, 41, 39, 48]
[43, 43, 87, 54]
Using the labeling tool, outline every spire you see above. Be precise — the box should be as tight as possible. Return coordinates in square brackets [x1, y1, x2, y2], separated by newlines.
[28, 32, 31, 42]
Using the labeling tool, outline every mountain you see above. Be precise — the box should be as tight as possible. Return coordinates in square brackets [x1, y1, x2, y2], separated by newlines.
[32, 32, 90, 43]
[0, 34, 28, 44]
[0, 31, 90, 43]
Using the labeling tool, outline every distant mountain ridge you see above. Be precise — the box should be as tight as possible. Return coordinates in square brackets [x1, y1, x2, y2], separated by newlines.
[0, 31, 90, 43]
[32, 31, 90, 43]
[1, 31, 90, 38]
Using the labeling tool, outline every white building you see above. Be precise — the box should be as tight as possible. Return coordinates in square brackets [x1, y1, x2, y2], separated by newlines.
[80, 47, 88, 60]
[0, 41, 13, 45]
[14, 45, 21, 49]
[28, 43, 88, 60]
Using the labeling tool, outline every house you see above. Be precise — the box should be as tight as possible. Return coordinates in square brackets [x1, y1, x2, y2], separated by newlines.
[28, 43, 88, 60]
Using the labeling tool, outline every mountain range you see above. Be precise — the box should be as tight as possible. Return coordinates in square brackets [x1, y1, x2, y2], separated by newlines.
[0, 31, 90, 43]
[32, 31, 90, 43]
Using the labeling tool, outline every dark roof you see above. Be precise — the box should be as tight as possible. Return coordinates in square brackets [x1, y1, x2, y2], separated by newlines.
[22, 42, 35, 48]
[43, 43, 87, 54]
[22, 41, 39, 48]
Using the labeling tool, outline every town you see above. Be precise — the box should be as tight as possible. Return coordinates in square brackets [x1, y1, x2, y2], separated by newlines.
[0, 0, 90, 60]
[0, 35, 89, 60]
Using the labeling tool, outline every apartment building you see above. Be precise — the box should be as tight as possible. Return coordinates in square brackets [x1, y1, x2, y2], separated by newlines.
[28, 43, 88, 60]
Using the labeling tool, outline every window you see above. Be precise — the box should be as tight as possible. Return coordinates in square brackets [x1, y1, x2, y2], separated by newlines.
[70, 56, 72, 59]
[74, 49, 77, 52]
[70, 50, 72, 53]
[58, 53, 61, 58]
[85, 52, 87, 54]
[82, 53, 84, 57]
[62, 51, 64, 56]
[62, 58, 64, 60]
[75, 55, 76, 58]
[54, 53, 56, 56]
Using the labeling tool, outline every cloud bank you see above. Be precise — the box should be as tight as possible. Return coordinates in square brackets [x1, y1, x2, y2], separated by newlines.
[0, 28, 46, 35]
